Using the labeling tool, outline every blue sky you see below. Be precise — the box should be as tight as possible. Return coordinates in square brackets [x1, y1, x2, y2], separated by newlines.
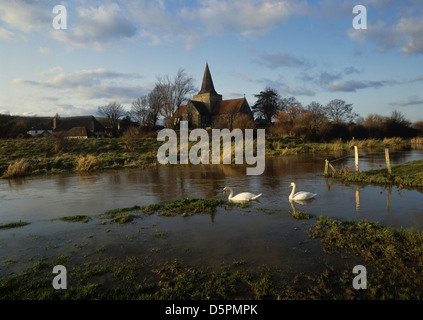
[1, 0, 423, 122]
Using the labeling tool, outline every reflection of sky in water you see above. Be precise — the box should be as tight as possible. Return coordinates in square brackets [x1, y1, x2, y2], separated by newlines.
[1, 148, 422, 230]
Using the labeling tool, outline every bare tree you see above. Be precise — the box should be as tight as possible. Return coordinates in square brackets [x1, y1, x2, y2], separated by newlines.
[173, 69, 196, 127]
[130, 96, 149, 125]
[156, 69, 196, 128]
[278, 96, 301, 111]
[324, 99, 358, 124]
[98, 101, 126, 133]
[306, 101, 327, 129]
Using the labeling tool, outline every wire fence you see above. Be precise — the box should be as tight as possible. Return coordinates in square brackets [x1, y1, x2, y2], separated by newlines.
[324, 146, 392, 177]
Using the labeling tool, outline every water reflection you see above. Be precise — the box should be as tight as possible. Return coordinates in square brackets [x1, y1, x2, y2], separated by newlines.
[0, 148, 422, 230]
[289, 198, 315, 216]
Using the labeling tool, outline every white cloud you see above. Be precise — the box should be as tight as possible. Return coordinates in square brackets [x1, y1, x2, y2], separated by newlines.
[13, 67, 150, 104]
[390, 96, 423, 107]
[348, 6, 423, 54]
[328, 80, 387, 92]
[127, 0, 201, 50]
[0, 27, 17, 40]
[51, 3, 137, 50]
[183, 0, 299, 37]
[254, 52, 313, 69]
[0, 0, 50, 32]
[397, 16, 423, 54]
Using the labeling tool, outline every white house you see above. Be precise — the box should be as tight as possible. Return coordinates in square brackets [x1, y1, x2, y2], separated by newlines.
[27, 125, 53, 137]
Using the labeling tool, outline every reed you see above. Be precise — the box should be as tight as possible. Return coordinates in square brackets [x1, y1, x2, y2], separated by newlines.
[2, 159, 30, 178]
[75, 155, 102, 172]
[411, 137, 423, 145]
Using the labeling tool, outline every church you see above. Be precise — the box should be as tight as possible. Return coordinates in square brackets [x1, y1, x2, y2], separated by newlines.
[174, 63, 253, 129]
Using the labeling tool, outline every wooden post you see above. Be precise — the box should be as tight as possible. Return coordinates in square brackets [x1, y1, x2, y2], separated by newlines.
[324, 159, 329, 176]
[385, 148, 391, 174]
[354, 145, 359, 171]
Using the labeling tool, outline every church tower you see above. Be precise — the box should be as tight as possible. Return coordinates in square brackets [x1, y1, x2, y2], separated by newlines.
[193, 63, 222, 113]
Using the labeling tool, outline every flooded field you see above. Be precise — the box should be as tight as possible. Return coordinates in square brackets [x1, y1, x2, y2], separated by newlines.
[1, 148, 422, 298]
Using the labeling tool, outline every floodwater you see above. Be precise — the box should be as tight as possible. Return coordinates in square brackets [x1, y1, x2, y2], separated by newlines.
[1, 147, 423, 279]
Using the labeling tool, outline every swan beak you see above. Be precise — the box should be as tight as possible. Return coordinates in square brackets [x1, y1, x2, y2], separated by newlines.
[223, 190, 226, 195]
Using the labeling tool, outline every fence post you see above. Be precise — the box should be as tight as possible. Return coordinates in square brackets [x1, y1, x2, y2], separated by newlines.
[354, 145, 359, 171]
[385, 148, 391, 174]
[324, 159, 329, 176]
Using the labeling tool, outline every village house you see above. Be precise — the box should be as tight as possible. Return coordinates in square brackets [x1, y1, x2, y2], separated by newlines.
[53, 115, 106, 138]
[27, 125, 53, 137]
[174, 63, 253, 129]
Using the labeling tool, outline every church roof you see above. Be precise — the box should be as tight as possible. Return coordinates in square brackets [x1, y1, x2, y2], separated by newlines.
[212, 98, 246, 115]
[175, 101, 210, 117]
[190, 100, 210, 115]
[198, 63, 218, 95]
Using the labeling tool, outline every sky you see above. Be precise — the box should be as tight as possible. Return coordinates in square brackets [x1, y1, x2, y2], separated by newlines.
[1, 0, 423, 122]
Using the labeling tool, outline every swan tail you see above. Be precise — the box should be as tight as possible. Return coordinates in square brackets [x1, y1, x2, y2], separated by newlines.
[251, 193, 263, 200]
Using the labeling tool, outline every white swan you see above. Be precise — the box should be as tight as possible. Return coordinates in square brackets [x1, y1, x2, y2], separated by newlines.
[223, 186, 262, 202]
[289, 182, 317, 201]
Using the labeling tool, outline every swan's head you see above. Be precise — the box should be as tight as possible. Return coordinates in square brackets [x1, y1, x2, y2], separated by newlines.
[289, 182, 295, 188]
[223, 187, 227, 195]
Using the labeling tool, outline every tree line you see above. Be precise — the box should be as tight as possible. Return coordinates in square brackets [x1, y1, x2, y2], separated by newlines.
[1, 73, 422, 140]
[252, 87, 421, 141]
[97, 68, 196, 134]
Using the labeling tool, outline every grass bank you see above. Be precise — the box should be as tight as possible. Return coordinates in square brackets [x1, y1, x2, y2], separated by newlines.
[338, 160, 423, 188]
[0, 137, 161, 178]
[1, 136, 421, 178]
[1, 198, 422, 299]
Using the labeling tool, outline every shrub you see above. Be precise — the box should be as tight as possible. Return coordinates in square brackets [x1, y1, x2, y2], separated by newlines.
[75, 155, 102, 172]
[2, 159, 30, 178]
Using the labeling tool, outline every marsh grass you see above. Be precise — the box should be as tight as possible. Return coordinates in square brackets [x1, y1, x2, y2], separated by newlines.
[290, 210, 314, 220]
[75, 155, 102, 172]
[142, 198, 227, 217]
[60, 215, 91, 223]
[2, 160, 30, 178]
[1, 206, 423, 299]
[0, 136, 420, 178]
[0, 220, 30, 230]
[101, 205, 141, 224]
[310, 216, 423, 299]
[0, 137, 161, 178]
[340, 160, 423, 187]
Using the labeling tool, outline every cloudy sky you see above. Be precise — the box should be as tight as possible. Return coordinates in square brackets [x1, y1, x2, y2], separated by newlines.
[1, 0, 423, 122]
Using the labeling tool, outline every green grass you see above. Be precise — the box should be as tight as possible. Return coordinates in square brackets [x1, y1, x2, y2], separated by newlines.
[1, 136, 420, 178]
[1, 203, 423, 299]
[290, 210, 314, 220]
[100, 206, 142, 224]
[0, 137, 161, 178]
[310, 216, 423, 299]
[339, 160, 423, 188]
[60, 215, 91, 223]
[141, 198, 228, 217]
[0, 221, 30, 230]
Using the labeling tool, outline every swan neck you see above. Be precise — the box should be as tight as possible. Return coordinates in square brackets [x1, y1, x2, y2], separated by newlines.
[227, 187, 234, 200]
[289, 184, 296, 199]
